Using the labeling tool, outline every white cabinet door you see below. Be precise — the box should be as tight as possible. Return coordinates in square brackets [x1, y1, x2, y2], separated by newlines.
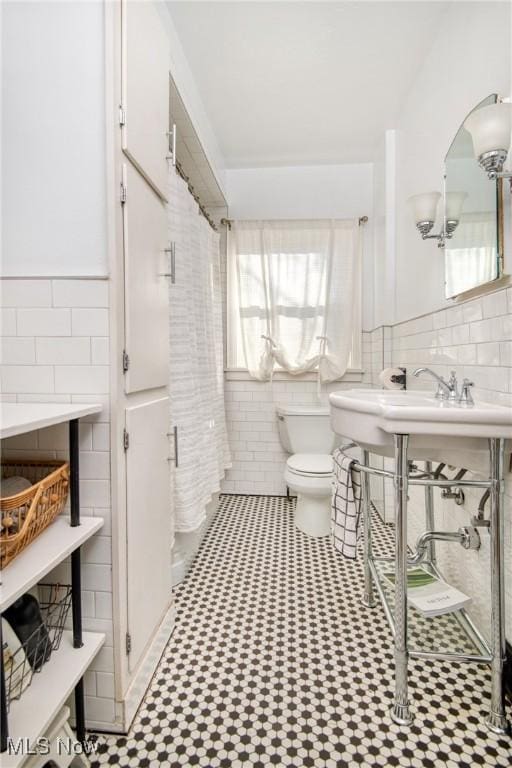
[121, 0, 169, 201]
[122, 162, 169, 394]
[125, 396, 172, 674]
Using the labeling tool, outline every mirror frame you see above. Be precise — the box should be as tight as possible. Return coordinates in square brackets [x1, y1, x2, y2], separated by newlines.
[443, 93, 505, 298]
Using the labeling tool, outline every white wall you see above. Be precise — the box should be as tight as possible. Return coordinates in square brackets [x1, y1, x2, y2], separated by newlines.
[372, 130, 397, 327]
[2, 1, 108, 277]
[226, 163, 375, 330]
[390, 0, 511, 323]
[226, 163, 372, 220]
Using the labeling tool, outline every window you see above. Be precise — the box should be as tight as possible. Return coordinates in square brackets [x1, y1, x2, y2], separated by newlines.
[227, 219, 361, 381]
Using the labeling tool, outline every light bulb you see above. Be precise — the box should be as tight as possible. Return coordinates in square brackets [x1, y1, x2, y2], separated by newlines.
[407, 192, 441, 224]
[464, 102, 512, 158]
[445, 191, 467, 221]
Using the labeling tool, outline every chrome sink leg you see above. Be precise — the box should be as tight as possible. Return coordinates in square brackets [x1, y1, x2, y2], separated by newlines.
[486, 438, 510, 735]
[391, 433, 413, 726]
[424, 460, 436, 566]
[361, 449, 376, 608]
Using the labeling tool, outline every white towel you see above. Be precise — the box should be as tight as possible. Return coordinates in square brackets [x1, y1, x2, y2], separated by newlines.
[331, 449, 362, 559]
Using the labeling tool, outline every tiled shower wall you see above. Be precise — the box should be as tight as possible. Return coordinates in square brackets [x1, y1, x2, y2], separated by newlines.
[390, 285, 512, 642]
[0, 278, 116, 729]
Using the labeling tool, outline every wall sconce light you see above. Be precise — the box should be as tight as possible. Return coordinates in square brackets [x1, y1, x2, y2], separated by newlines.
[408, 191, 466, 247]
[408, 191, 441, 239]
[464, 101, 512, 186]
[445, 191, 467, 237]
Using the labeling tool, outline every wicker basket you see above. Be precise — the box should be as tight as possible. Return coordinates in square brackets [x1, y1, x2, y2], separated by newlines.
[1, 460, 69, 569]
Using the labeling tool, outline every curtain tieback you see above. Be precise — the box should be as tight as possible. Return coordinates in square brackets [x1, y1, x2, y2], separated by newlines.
[316, 336, 329, 397]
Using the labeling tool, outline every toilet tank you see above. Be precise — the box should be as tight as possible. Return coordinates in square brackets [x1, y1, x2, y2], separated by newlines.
[276, 405, 336, 454]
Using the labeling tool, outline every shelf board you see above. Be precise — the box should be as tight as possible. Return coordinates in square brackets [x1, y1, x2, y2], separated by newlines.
[370, 558, 491, 660]
[0, 403, 103, 440]
[2, 631, 105, 768]
[0, 517, 104, 612]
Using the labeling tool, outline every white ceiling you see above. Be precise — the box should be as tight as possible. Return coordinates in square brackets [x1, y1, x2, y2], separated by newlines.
[167, 1, 450, 169]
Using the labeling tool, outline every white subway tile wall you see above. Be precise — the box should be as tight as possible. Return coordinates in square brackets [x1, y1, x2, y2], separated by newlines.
[390, 286, 512, 642]
[0, 278, 115, 728]
[222, 334, 373, 497]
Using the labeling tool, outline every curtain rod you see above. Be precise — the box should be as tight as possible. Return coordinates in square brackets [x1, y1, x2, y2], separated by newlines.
[175, 160, 218, 232]
[220, 216, 369, 230]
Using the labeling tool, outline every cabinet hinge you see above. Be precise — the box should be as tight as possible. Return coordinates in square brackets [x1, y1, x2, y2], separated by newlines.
[123, 429, 130, 451]
[122, 349, 130, 373]
[119, 105, 126, 127]
[125, 632, 132, 655]
[120, 182, 127, 204]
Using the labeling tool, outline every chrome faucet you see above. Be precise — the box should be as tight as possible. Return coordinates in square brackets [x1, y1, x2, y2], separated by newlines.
[413, 367, 459, 401]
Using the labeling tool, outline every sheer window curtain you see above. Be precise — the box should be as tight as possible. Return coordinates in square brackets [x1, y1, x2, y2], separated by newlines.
[227, 219, 361, 383]
[168, 167, 231, 532]
[445, 212, 498, 296]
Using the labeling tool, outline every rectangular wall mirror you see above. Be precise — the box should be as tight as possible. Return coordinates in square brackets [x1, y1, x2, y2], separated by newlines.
[444, 94, 503, 298]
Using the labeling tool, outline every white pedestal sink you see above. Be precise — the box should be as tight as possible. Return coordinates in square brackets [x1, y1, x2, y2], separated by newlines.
[329, 388, 512, 472]
[328, 387, 512, 734]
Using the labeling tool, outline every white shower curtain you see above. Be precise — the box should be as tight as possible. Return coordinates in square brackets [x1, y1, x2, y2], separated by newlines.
[168, 166, 231, 532]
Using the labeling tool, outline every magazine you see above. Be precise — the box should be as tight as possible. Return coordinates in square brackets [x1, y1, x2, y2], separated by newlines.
[383, 566, 471, 618]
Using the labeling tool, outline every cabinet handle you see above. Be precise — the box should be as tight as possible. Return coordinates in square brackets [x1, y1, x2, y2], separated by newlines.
[166, 123, 177, 165]
[162, 242, 176, 283]
[173, 426, 179, 468]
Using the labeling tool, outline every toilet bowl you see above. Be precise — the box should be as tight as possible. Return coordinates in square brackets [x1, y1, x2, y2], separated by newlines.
[284, 453, 333, 537]
[276, 405, 336, 537]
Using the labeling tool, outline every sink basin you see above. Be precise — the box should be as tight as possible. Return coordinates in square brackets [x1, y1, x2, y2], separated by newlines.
[329, 389, 512, 472]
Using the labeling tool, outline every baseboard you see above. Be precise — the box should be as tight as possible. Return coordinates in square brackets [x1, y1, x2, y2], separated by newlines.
[122, 602, 177, 731]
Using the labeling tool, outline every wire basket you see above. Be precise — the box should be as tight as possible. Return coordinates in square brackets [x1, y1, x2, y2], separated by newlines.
[1, 460, 70, 568]
[3, 584, 72, 710]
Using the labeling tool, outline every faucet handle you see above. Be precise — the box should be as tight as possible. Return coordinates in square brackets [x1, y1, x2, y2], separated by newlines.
[458, 378, 474, 407]
[447, 370, 458, 400]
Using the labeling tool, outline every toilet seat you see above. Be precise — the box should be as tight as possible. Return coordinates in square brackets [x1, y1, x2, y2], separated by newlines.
[286, 453, 333, 478]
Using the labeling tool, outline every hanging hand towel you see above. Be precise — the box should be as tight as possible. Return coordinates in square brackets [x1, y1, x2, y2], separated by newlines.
[331, 448, 362, 559]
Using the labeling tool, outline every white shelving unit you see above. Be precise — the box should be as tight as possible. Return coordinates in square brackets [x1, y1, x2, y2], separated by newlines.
[3, 633, 105, 768]
[1, 403, 105, 765]
[0, 517, 103, 612]
[0, 404, 104, 441]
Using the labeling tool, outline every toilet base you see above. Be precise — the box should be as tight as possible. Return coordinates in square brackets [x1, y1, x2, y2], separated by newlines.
[295, 493, 331, 537]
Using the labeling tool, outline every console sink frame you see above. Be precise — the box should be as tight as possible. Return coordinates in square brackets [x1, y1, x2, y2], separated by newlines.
[352, 439, 509, 735]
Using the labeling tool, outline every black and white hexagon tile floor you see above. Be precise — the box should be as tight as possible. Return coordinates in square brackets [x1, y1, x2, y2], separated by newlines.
[91, 495, 512, 768]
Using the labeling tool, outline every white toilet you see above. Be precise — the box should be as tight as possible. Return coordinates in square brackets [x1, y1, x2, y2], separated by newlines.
[276, 405, 336, 537]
